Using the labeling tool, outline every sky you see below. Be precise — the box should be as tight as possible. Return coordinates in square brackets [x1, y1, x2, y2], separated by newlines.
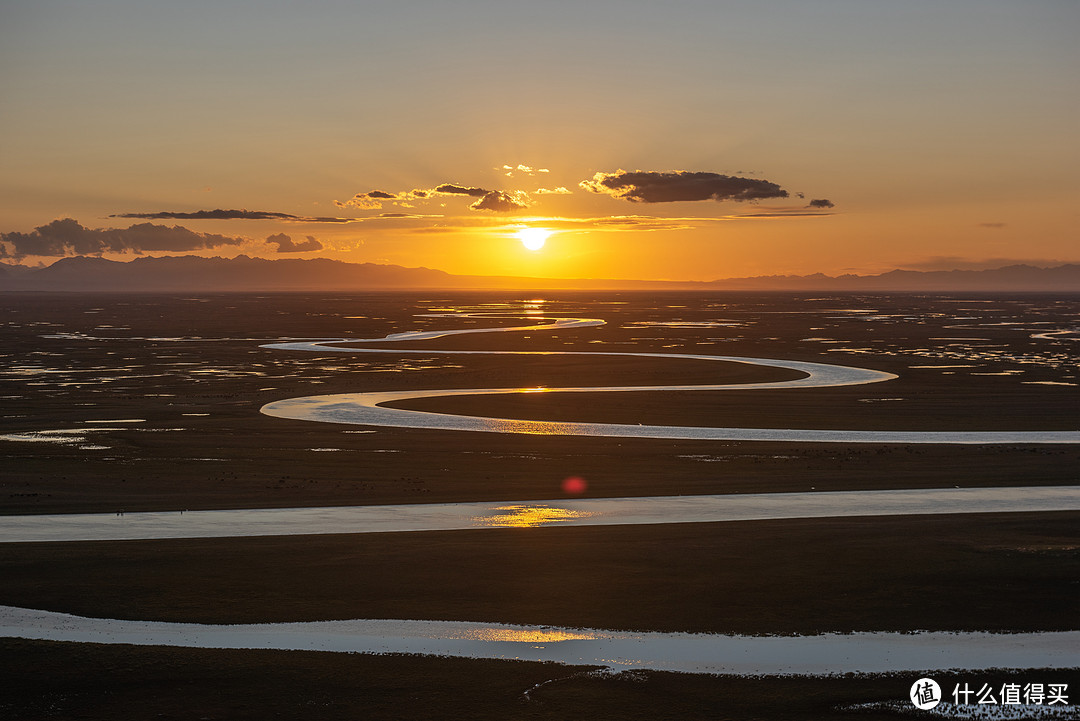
[1, 0, 1077, 281]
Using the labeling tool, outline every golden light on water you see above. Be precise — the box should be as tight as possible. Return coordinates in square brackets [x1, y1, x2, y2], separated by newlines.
[447, 628, 601, 643]
[516, 228, 552, 251]
[475, 504, 595, 528]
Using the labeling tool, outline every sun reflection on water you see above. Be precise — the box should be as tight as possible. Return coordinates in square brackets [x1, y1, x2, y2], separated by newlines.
[474, 504, 596, 528]
[443, 628, 601, 643]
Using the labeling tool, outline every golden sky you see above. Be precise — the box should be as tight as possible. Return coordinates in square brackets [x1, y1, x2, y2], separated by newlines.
[1, 1, 1077, 281]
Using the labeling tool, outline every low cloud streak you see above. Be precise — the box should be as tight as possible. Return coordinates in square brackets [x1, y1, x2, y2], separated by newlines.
[113, 209, 354, 223]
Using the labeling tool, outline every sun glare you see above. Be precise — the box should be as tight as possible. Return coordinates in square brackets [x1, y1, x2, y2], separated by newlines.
[517, 228, 552, 251]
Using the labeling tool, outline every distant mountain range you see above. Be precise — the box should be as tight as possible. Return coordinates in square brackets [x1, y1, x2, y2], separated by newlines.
[1, 255, 1079, 292]
[701, 265, 1080, 292]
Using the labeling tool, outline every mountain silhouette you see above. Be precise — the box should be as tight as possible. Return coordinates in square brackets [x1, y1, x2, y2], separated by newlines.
[2, 256, 1078, 292]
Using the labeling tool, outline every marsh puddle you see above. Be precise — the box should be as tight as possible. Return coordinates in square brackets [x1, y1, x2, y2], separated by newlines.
[0, 428, 122, 448]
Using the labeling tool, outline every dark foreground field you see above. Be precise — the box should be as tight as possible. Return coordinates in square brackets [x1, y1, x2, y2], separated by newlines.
[1, 291, 1078, 719]
[4, 639, 1075, 721]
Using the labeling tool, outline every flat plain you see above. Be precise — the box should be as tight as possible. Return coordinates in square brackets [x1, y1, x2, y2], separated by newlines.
[1, 291, 1077, 719]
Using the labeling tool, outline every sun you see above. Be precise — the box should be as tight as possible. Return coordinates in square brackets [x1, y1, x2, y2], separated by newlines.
[516, 228, 552, 251]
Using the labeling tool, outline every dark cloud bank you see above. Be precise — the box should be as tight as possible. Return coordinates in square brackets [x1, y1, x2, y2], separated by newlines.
[0, 219, 245, 260]
[347, 169, 795, 213]
[581, 170, 790, 203]
[339, 167, 827, 217]
[434, 184, 488, 198]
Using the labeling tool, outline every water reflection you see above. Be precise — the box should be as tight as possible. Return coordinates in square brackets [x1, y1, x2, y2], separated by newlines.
[475, 504, 597, 528]
[443, 627, 602, 643]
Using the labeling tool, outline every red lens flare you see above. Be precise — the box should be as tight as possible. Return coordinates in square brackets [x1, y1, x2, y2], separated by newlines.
[561, 476, 587, 494]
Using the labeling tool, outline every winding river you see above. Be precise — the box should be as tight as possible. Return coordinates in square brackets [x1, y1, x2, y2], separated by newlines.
[260, 312, 1080, 444]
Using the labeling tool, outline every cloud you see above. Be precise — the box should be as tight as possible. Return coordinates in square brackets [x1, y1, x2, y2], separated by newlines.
[435, 183, 489, 198]
[114, 209, 295, 221]
[738, 211, 838, 216]
[580, 170, 789, 203]
[407, 227, 459, 234]
[501, 164, 550, 177]
[807, 198, 834, 208]
[470, 190, 530, 212]
[338, 184, 487, 209]
[0, 218, 246, 259]
[113, 208, 354, 223]
[335, 194, 384, 210]
[266, 233, 323, 253]
[336, 188, 439, 210]
[338, 179, 548, 214]
[339, 181, 541, 213]
[734, 211, 836, 218]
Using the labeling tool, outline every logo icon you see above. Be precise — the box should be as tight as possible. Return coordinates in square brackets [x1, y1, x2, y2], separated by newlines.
[910, 678, 942, 710]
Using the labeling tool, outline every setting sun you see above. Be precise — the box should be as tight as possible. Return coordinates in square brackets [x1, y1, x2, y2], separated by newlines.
[516, 228, 552, 251]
